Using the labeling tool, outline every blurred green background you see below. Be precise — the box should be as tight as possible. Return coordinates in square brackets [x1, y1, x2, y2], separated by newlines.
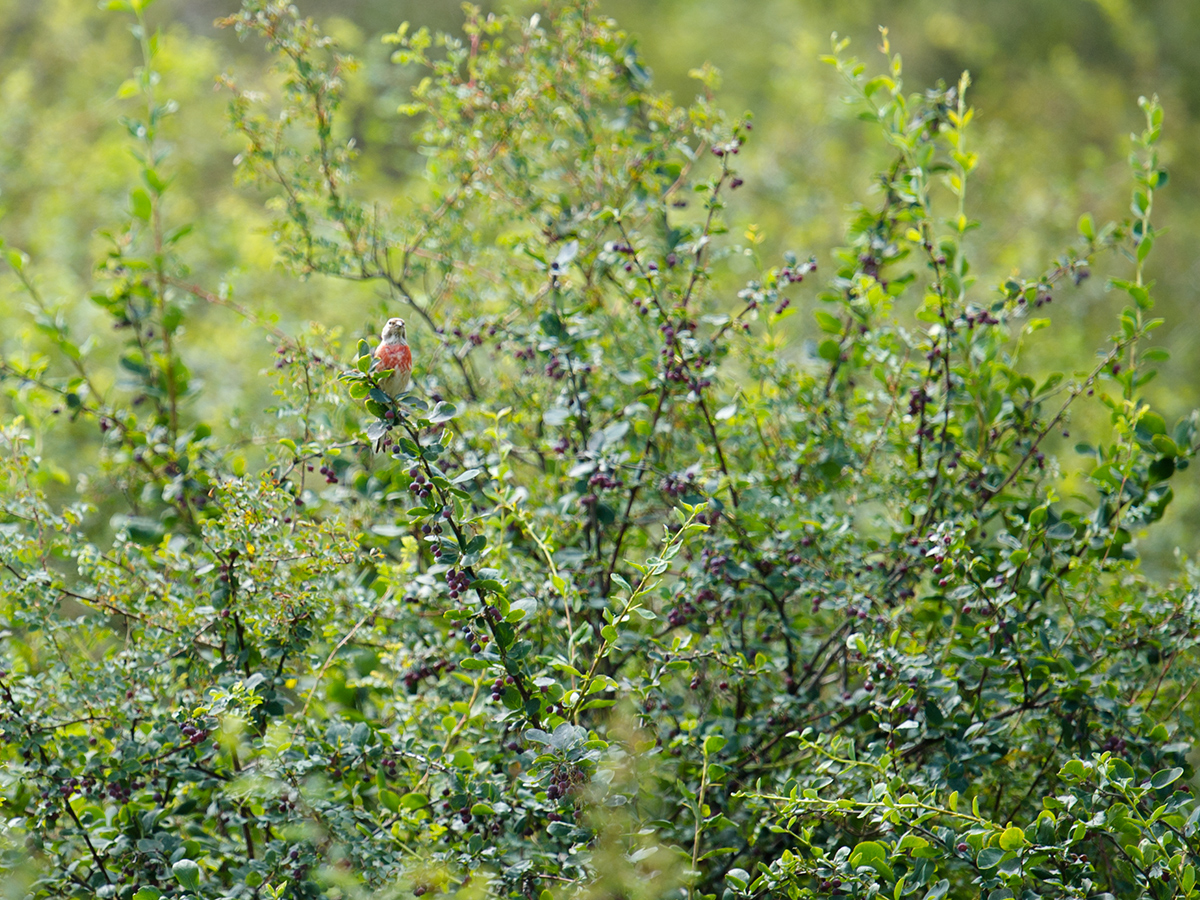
[2, 0, 1198, 568]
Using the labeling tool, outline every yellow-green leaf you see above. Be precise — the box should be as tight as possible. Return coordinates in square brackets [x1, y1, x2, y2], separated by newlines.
[999, 825, 1025, 851]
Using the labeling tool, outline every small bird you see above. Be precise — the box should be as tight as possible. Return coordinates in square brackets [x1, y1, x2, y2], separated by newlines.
[373, 317, 413, 397]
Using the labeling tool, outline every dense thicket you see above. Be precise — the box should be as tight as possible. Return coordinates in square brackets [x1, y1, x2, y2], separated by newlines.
[1, 3, 1199, 900]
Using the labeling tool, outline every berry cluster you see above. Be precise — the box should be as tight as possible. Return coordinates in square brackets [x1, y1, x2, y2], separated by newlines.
[545, 762, 584, 801]
[700, 548, 729, 578]
[587, 469, 623, 491]
[450, 326, 484, 347]
[306, 462, 338, 484]
[960, 309, 1001, 329]
[446, 568, 470, 600]
[180, 721, 210, 745]
[459, 627, 490, 655]
[660, 468, 698, 498]
[402, 659, 453, 691]
[489, 674, 515, 702]
[1101, 735, 1128, 755]
[907, 386, 929, 417]
[407, 467, 434, 501]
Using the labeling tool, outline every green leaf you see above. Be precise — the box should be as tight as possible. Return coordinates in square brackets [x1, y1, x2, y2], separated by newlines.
[814, 310, 842, 334]
[703, 734, 727, 755]
[430, 402, 458, 423]
[976, 847, 1007, 868]
[1045, 522, 1076, 541]
[1078, 213, 1096, 241]
[505, 597, 537, 622]
[998, 826, 1025, 850]
[848, 841, 894, 881]
[1138, 234, 1154, 262]
[117, 516, 166, 546]
[1150, 767, 1183, 789]
[539, 312, 564, 338]
[1059, 759, 1087, 781]
[131, 187, 153, 222]
[164, 223, 193, 246]
[172, 859, 201, 891]
[379, 789, 401, 813]
[400, 792, 429, 810]
[724, 866, 749, 887]
[1138, 411, 1166, 435]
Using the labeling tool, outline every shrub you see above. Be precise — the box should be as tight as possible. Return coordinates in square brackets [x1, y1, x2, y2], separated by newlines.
[1, 2, 1198, 899]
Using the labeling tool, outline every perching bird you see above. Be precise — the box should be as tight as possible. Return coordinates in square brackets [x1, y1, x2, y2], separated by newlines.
[373, 317, 413, 397]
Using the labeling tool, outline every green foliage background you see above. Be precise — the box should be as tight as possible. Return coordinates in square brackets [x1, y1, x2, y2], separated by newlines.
[3, 2, 1200, 900]
[3, 0, 1199, 566]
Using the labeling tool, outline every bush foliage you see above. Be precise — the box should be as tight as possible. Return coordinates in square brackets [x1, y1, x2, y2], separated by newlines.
[2, 2, 1199, 899]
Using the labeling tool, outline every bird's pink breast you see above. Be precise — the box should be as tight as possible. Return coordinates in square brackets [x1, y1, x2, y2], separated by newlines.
[376, 344, 412, 371]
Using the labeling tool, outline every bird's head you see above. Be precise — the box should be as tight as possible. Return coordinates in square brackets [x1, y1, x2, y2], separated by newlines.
[381, 318, 407, 343]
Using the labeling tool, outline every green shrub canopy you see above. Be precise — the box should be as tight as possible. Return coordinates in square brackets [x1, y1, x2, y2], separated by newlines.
[1, 3, 1198, 899]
